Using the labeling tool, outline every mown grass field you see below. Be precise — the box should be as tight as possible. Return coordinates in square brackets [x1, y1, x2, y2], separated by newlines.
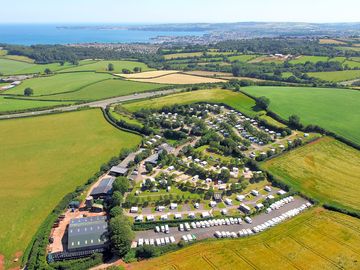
[0, 109, 141, 269]
[228, 54, 259, 62]
[308, 70, 360, 82]
[290, 55, 329, 64]
[129, 208, 360, 270]
[59, 60, 152, 73]
[241, 86, 360, 145]
[4, 72, 112, 96]
[30, 78, 167, 101]
[262, 137, 360, 212]
[123, 89, 259, 117]
[0, 58, 86, 75]
[163, 52, 203, 60]
[0, 96, 71, 113]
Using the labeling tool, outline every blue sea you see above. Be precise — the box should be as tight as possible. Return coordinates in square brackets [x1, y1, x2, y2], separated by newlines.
[0, 24, 206, 45]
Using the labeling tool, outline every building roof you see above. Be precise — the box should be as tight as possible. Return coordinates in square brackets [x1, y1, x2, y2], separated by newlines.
[68, 216, 108, 251]
[159, 143, 175, 154]
[110, 166, 128, 175]
[144, 153, 159, 165]
[90, 177, 115, 197]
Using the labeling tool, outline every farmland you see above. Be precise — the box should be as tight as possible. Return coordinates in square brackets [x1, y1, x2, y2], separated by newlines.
[28, 78, 168, 101]
[262, 137, 360, 212]
[241, 86, 360, 145]
[129, 208, 360, 270]
[227, 54, 258, 62]
[307, 70, 360, 82]
[0, 109, 141, 268]
[127, 73, 226, 84]
[123, 89, 259, 117]
[290, 55, 329, 64]
[163, 52, 204, 59]
[4, 72, 113, 96]
[0, 96, 71, 113]
[59, 60, 152, 73]
[120, 70, 179, 79]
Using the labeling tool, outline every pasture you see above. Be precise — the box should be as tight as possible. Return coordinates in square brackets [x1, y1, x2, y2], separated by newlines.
[241, 86, 360, 145]
[263, 137, 360, 212]
[319, 38, 347, 45]
[127, 73, 226, 84]
[60, 60, 152, 73]
[0, 96, 71, 113]
[0, 109, 141, 269]
[4, 72, 112, 96]
[163, 52, 204, 60]
[0, 58, 86, 75]
[290, 55, 329, 64]
[228, 54, 259, 62]
[32, 78, 167, 101]
[307, 70, 360, 82]
[129, 208, 360, 270]
[123, 88, 259, 117]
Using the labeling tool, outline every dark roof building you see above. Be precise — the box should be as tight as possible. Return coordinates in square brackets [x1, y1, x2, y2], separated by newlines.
[68, 216, 108, 252]
[144, 153, 159, 165]
[109, 166, 128, 177]
[90, 177, 115, 199]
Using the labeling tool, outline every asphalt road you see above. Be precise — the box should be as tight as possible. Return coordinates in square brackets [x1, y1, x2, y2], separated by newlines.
[134, 197, 309, 243]
[0, 89, 180, 120]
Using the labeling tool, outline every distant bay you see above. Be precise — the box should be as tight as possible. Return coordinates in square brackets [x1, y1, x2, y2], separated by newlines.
[0, 24, 206, 45]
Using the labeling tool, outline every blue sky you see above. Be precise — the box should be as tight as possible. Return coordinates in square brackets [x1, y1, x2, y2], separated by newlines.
[1, 0, 359, 24]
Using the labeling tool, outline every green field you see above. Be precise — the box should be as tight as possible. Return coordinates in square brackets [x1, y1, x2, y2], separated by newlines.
[263, 137, 360, 212]
[308, 70, 360, 82]
[4, 72, 112, 96]
[163, 52, 204, 60]
[0, 96, 71, 113]
[241, 86, 360, 145]
[0, 58, 86, 75]
[290, 55, 329, 64]
[336, 46, 360, 52]
[29, 78, 167, 101]
[343, 60, 360, 69]
[2, 54, 35, 63]
[59, 60, 152, 73]
[0, 109, 141, 269]
[130, 208, 360, 270]
[228, 54, 258, 62]
[123, 89, 259, 117]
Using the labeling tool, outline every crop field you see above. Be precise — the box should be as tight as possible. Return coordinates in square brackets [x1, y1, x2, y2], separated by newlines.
[319, 38, 347, 44]
[129, 208, 360, 270]
[127, 73, 226, 84]
[123, 89, 259, 117]
[0, 109, 141, 269]
[4, 72, 112, 96]
[249, 55, 285, 63]
[30, 78, 167, 101]
[290, 55, 329, 64]
[307, 70, 360, 82]
[0, 96, 71, 113]
[59, 60, 152, 73]
[263, 137, 360, 212]
[241, 86, 360, 145]
[228, 54, 259, 62]
[120, 70, 179, 79]
[163, 52, 204, 59]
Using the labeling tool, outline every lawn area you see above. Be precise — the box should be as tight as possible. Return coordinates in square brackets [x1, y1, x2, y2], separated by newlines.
[32, 78, 167, 101]
[59, 60, 152, 73]
[123, 89, 260, 117]
[0, 96, 71, 113]
[263, 137, 360, 212]
[129, 208, 360, 270]
[307, 70, 360, 82]
[0, 109, 141, 269]
[241, 86, 360, 145]
[290, 55, 329, 64]
[4, 72, 112, 96]
[228, 54, 258, 62]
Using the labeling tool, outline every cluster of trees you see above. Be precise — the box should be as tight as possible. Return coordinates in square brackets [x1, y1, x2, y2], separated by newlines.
[108, 176, 134, 258]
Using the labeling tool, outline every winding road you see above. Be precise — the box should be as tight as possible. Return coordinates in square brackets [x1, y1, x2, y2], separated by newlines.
[0, 89, 180, 120]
